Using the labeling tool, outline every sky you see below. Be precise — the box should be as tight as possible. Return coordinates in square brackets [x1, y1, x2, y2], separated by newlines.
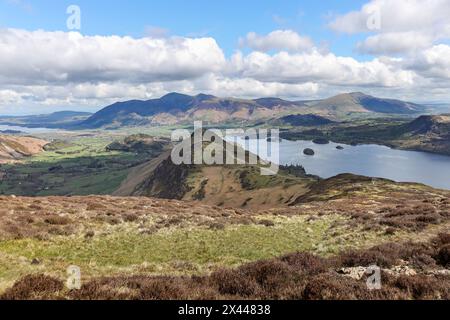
[0, 0, 450, 115]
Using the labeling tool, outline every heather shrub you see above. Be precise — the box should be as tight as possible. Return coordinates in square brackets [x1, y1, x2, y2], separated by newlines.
[280, 252, 329, 274]
[0, 274, 63, 300]
[436, 233, 450, 245]
[436, 244, 450, 267]
[208, 222, 225, 230]
[409, 253, 437, 269]
[336, 240, 442, 269]
[123, 213, 139, 222]
[247, 261, 302, 299]
[48, 226, 74, 236]
[258, 219, 275, 227]
[393, 275, 449, 300]
[44, 215, 71, 225]
[210, 269, 259, 297]
[302, 274, 369, 300]
[28, 204, 43, 210]
[337, 245, 400, 268]
[385, 227, 396, 235]
[86, 203, 106, 211]
[139, 277, 192, 300]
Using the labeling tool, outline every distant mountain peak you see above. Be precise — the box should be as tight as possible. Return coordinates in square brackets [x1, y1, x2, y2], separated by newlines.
[195, 93, 216, 100]
[349, 92, 368, 97]
[328, 92, 369, 100]
[160, 92, 192, 101]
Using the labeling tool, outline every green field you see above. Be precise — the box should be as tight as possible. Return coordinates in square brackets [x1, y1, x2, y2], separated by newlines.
[0, 134, 153, 196]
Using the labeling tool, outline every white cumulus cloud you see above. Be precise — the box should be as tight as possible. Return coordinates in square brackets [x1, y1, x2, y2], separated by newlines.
[329, 0, 450, 54]
[239, 30, 314, 53]
[228, 50, 415, 87]
[0, 28, 226, 85]
[356, 32, 433, 55]
[404, 44, 450, 79]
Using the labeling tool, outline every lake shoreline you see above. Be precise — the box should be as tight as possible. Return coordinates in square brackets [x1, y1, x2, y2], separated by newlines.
[282, 136, 450, 157]
[232, 137, 450, 190]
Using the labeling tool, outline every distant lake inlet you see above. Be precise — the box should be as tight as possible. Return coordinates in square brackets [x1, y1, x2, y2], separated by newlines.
[0, 124, 57, 133]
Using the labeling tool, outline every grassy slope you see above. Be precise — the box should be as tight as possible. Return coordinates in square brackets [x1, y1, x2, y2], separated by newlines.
[0, 176, 448, 293]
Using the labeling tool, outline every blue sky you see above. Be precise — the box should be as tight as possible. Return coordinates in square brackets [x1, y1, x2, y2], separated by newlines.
[0, 0, 369, 57]
[0, 0, 449, 115]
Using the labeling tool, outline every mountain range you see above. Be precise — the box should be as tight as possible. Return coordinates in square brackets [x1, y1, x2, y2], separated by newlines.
[80, 92, 427, 128]
[0, 111, 92, 129]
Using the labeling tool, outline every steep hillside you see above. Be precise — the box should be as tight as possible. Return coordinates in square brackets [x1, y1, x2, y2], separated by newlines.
[114, 150, 192, 200]
[114, 142, 316, 209]
[356, 93, 425, 114]
[80, 92, 426, 128]
[394, 114, 450, 155]
[401, 114, 450, 135]
[81, 93, 198, 128]
[0, 135, 48, 163]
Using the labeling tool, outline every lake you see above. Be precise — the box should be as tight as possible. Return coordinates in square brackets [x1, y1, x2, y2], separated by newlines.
[0, 124, 57, 133]
[231, 137, 450, 190]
